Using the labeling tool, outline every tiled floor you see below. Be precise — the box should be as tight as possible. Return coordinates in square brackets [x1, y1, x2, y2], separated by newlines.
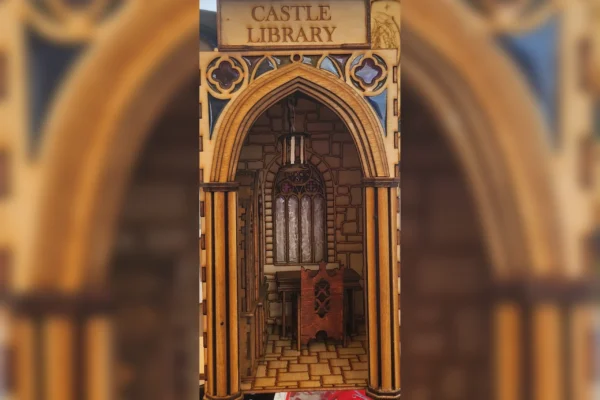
[241, 328, 368, 392]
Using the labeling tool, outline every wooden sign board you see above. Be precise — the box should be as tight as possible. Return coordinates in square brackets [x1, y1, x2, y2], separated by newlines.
[218, 0, 370, 50]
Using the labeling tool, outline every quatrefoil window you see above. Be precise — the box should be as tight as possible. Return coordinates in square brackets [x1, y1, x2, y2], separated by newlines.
[350, 55, 387, 92]
[211, 60, 241, 90]
[314, 279, 331, 318]
[355, 58, 383, 86]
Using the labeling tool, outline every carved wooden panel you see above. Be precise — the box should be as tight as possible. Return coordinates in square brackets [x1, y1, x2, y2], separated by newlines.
[299, 261, 345, 345]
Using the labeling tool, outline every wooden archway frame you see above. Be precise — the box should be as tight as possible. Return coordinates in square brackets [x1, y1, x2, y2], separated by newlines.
[403, 0, 564, 277]
[19, 1, 199, 291]
[210, 63, 390, 182]
[21, 0, 564, 295]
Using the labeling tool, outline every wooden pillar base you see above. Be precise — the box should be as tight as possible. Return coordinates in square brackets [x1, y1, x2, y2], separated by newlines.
[366, 386, 402, 400]
[9, 291, 113, 400]
[204, 391, 244, 400]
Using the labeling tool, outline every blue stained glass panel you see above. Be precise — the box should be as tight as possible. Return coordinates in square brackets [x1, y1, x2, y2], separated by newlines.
[255, 58, 275, 79]
[208, 94, 229, 139]
[27, 28, 84, 155]
[366, 90, 387, 134]
[302, 55, 320, 67]
[319, 57, 340, 77]
[331, 54, 351, 72]
[498, 17, 559, 145]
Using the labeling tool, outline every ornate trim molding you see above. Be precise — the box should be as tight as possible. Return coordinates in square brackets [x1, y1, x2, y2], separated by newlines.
[200, 182, 240, 192]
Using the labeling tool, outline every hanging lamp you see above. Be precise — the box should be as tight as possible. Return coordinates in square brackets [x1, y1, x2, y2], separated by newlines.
[279, 95, 309, 172]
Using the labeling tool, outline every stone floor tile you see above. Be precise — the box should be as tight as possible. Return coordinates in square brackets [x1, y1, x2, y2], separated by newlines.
[299, 380, 322, 388]
[276, 381, 297, 387]
[338, 347, 366, 355]
[341, 366, 351, 371]
[256, 365, 267, 377]
[350, 361, 368, 370]
[329, 358, 350, 367]
[309, 363, 331, 376]
[331, 366, 342, 375]
[279, 372, 310, 381]
[275, 340, 292, 347]
[298, 356, 318, 364]
[358, 354, 368, 362]
[253, 377, 276, 387]
[289, 364, 309, 372]
[342, 370, 368, 380]
[348, 341, 363, 348]
[322, 375, 344, 385]
[281, 356, 299, 360]
[339, 355, 360, 359]
[269, 335, 280, 340]
[323, 384, 333, 388]
[301, 349, 309, 356]
[268, 360, 288, 369]
[318, 351, 338, 360]
[267, 369, 277, 377]
[346, 379, 368, 385]
[327, 344, 337, 351]
[274, 346, 283, 354]
[308, 342, 327, 352]
[241, 382, 252, 390]
[282, 349, 301, 357]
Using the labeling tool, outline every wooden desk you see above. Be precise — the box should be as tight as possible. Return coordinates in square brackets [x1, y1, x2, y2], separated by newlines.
[275, 268, 362, 338]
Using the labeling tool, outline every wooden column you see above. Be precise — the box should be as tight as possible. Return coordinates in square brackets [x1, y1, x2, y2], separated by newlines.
[494, 279, 598, 400]
[10, 292, 113, 400]
[363, 179, 401, 400]
[202, 183, 243, 400]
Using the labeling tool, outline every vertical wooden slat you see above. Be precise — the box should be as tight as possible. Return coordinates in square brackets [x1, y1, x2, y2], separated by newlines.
[571, 306, 591, 400]
[365, 187, 379, 386]
[15, 317, 35, 400]
[45, 317, 74, 400]
[534, 304, 562, 400]
[228, 191, 239, 394]
[496, 302, 520, 400]
[86, 317, 113, 400]
[377, 187, 392, 389]
[214, 192, 228, 397]
[205, 193, 214, 396]
[389, 187, 401, 387]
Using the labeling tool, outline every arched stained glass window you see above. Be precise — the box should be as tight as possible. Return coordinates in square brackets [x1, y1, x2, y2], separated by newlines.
[274, 164, 327, 264]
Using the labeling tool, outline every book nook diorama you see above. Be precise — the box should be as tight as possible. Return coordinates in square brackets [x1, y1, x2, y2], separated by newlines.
[200, 0, 400, 398]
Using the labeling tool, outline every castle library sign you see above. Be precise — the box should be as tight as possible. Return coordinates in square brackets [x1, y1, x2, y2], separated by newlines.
[218, 0, 370, 50]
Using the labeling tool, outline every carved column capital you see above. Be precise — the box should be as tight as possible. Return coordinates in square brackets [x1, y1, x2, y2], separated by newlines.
[492, 277, 600, 305]
[362, 177, 400, 188]
[7, 291, 113, 317]
[200, 182, 240, 192]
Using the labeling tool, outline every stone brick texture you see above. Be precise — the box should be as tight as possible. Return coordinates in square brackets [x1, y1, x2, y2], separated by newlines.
[237, 97, 366, 327]
[401, 90, 492, 399]
[109, 80, 199, 400]
[242, 326, 369, 392]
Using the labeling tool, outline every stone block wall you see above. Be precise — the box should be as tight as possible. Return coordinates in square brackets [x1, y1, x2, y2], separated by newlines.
[401, 92, 492, 399]
[109, 82, 199, 400]
[236, 97, 365, 328]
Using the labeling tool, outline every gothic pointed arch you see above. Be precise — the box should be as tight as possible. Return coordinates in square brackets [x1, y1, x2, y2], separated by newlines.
[209, 63, 390, 182]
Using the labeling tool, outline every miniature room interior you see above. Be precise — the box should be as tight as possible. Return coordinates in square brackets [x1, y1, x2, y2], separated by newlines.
[234, 94, 369, 392]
